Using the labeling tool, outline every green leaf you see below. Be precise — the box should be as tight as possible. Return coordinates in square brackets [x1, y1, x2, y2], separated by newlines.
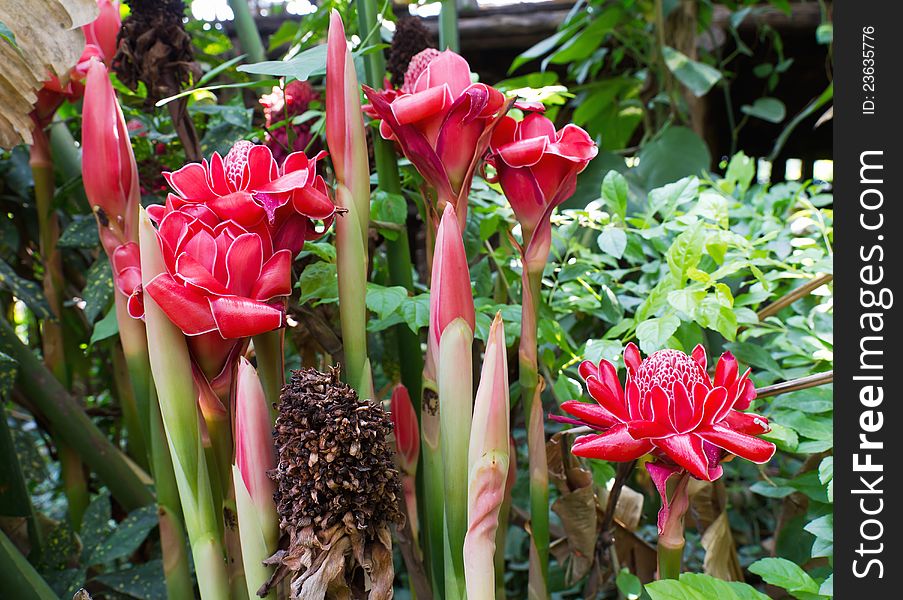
[370, 189, 407, 241]
[667, 288, 706, 316]
[636, 314, 680, 354]
[724, 341, 784, 377]
[645, 579, 707, 600]
[238, 43, 327, 80]
[89, 307, 119, 346]
[510, 26, 572, 73]
[597, 226, 627, 259]
[662, 46, 722, 96]
[616, 568, 644, 599]
[666, 222, 706, 280]
[82, 259, 114, 324]
[648, 176, 699, 217]
[760, 422, 798, 453]
[819, 574, 833, 597]
[79, 492, 112, 562]
[88, 505, 159, 565]
[0, 351, 16, 399]
[725, 151, 755, 193]
[299, 261, 338, 305]
[695, 297, 737, 340]
[58, 216, 100, 249]
[93, 559, 167, 600]
[299, 241, 336, 263]
[818, 456, 834, 502]
[741, 97, 787, 123]
[804, 514, 833, 542]
[749, 558, 820, 595]
[637, 128, 711, 189]
[816, 24, 833, 44]
[365, 284, 407, 319]
[600, 170, 628, 220]
[399, 294, 431, 333]
[0, 261, 53, 320]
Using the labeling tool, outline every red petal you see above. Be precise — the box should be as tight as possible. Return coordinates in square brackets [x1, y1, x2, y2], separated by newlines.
[560, 400, 620, 429]
[416, 50, 472, 97]
[696, 425, 776, 464]
[649, 386, 676, 432]
[586, 376, 629, 422]
[245, 144, 278, 190]
[625, 419, 673, 439]
[251, 250, 292, 300]
[624, 342, 642, 372]
[671, 381, 695, 433]
[144, 273, 217, 335]
[625, 379, 642, 420]
[207, 191, 265, 227]
[571, 424, 653, 462]
[691, 344, 707, 369]
[165, 162, 216, 200]
[722, 411, 770, 435]
[654, 434, 713, 481]
[578, 359, 598, 381]
[292, 183, 336, 220]
[700, 387, 730, 426]
[714, 351, 738, 388]
[208, 296, 283, 338]
[225, 233, 263, 297]
[392, 85, 449, 125]
[175, 253, 230, 296]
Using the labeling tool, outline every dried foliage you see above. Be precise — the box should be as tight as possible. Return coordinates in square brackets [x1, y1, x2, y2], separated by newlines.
[385, 17, 433, 87]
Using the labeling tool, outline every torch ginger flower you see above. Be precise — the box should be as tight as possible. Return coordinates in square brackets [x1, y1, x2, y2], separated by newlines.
[487, 112, 597, 269]
[557, 343, 776, 482]
[363, 49, 510, 226]
[259, 80, 320, 163]
[158, 140, 336, 257]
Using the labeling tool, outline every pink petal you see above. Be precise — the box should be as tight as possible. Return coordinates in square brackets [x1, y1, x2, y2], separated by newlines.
[696, 425, 776, 464]
[560, 400, 620, 429]
[654, 434, 713, 481]
[206, 191, 266, 227]
[714, 351, 738, 388]
[251, 250, 292, 301]
[496, 136, 549, 168]
[144, 273, 218, 335]
[208, 296, 284, 338]
[691, 344, 707, 369]
[245, 144, 278, 190]
[175, 252, 230, 296]
[624, 342, 642, 372]
[625, 419, 674, 439]
[722, 411, 770, 435]
[225, 233, 264, 297]
[392, 85, 449, 125]
[586, 376, 629, 422]
[649, 386, 676, 432]
[671, 381, 695, 433]
[416, 50, 472, 97]
[571, 424, 654, 462]
[518, 113, 557, 142]
[699, 387, 730, 426]
[165, 162, 216, 200]
[291, 183, 336, 220]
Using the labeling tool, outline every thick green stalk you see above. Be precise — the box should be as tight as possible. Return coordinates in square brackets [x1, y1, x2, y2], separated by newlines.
[139, 209, 229, 599]
[520, 265, 549, 600]
[112, 343, 150, 470]
[0, 530, 56, 600]
[0, 316, 153, 510]
[421, 371, 445, 598]
[251, 329, 284, 419]
[438, 319, 473, 599]
[657, 472, 690, 580]
[227, 0, 267, 64]
[439, 0, 460, 52]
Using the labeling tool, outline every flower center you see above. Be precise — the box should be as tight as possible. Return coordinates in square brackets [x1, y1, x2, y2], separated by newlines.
[224, 140, 254, 189]
[402, 48, 440, 94]
[633, 349, 707, 399]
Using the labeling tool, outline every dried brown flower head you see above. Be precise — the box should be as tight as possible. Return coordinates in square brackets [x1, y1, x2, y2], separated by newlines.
[386, 17, 434, 87]
[113, 0, 202, 103]
[262, 367, 402, 599]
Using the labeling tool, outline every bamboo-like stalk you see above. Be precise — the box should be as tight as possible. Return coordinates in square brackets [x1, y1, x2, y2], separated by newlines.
[227, 0, 267, 64]
[756, 274, 833, 320]
[438, 319, 473, 599]
[251, 328, 284, 419]
[421, 368, 446, 598]
[520, 265, 549, 600]
[139, 209, 230, 599]
[111, 342, 150, 469]
[439, 0, 460, 52]
[0, 316, 154, 510]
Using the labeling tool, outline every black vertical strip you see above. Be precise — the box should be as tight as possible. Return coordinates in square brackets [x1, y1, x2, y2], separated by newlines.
[835, 1, 901, 596]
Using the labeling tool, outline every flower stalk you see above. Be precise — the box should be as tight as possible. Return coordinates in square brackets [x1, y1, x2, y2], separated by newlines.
[139, 208, 229, 600]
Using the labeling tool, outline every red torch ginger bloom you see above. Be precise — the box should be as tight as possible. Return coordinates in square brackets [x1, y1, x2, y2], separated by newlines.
[556, 342, 775, 482]
[487, 112, 597, 269]
[259, 80, 320, 163]
[156, 140, 336, 257]
[143, 207, 291, 340]
[363, 49, 510, 225]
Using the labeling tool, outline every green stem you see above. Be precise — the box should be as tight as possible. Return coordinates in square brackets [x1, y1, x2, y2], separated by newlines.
[251, 329, 284, 421]
[657, 472, 690, 580]
[0, 316, 153, 510]
[0, 530, 56, 600]
[657, 539, 685, 581]
[420, 373, 445, 598]
[112, 342, 150, 470]
[227, 0, 267, 64]
[439, 0, 460, 52]
[520, 265, 549, 600]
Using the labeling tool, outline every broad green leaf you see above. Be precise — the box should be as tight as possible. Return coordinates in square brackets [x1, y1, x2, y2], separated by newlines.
[399, 293, 431, 333]
[818, 456, 834, 502]
[645, 579, 707, 600]
[760, 422, 798, 453]
[299, 241, 336, 262]
[695, 297, 737, 340]
[82, 258, 113, 324]
[741, 97, 787, 123]
[636, 128, 710, 189]
[79, 492, 112, 562]
[649, 176, 699, 217]
[238, 43, 327, 79]
[749, 557, 820, 595]
[666, 222, 706, 280]
[636, 314, 680, 354]
[94, 559, 167, 600]
[89, 307, 119, 345]
[58, 215, 100, 249]
[667, 288, 706, 316]
[88, 505, 159, 565]
[616, 568, 644, 599]
[371, 189, 407, 241]
[600, 170, 628, 220]
[804, 514, 833, 542]
[365, 284, 408, 319]
[597, 226, 627, 259]
[662, 46, 722, 96]
[725, 151, 755, 193]
[299, 261, 338, 305]
[819, 574, 833, 597]
[0, 260, 53, 320]
[724, 342, 784, 377]
[750, 479, 796, 499]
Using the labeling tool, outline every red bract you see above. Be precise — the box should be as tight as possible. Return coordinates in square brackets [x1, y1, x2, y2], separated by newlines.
[363, 50, 509, 225]
[158, 141, 336, 257]
[487, 113, 597, 267]
[390, 384, 419, 476]
[557, 342, 775, 482]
